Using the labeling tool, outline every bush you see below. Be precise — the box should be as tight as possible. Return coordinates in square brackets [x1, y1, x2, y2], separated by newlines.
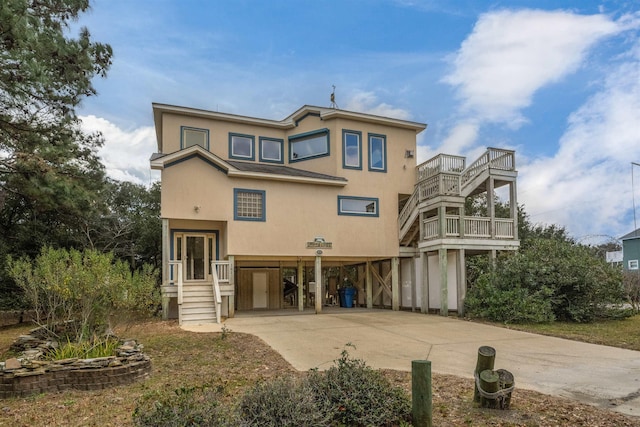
[46, 337, 120, 360]
[306, 346, 411, 426]
[624, 271, 640, 312]
[132, 385, 231, 427]
[8, 247, 159, 342]
[466, 238, 626, 323]
[237, 376, 330, 427]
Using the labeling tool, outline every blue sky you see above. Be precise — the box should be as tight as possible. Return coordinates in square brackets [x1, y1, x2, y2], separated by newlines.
[74, 0, 640, 242]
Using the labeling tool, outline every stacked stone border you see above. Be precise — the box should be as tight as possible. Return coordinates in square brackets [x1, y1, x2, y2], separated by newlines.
[1, 328, 151, 398]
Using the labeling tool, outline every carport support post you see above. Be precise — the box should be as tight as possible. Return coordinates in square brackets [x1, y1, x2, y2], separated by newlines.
[228, 255, 235, 318]
[412, 360, 433, 427]
[391, 257, 399, 311]
[366, 260, 373, 308]
[297, 259, 304, 312]
[315, 255, 322, 314]
[439, 248, 448, 316]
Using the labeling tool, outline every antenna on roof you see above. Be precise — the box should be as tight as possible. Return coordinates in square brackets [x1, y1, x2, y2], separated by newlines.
[330, 85, 339, 109]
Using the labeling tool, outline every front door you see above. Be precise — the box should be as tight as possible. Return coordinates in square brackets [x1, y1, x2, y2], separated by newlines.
[174, 232, 218, 282]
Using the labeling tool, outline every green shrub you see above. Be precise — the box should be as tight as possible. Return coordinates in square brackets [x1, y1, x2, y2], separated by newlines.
[46, 337, 120, 360]
[132, 385, 231, 427]
[237, 376, 330, 427]
[306, 346, 411, 426]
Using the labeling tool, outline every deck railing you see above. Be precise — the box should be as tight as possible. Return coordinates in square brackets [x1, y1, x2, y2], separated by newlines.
[460, 148, 515, 187]
[423, 216, 515, 240]
[169, 261, 183, 305]
[416, 154, 466, 182]
[211, 262, 223, 324]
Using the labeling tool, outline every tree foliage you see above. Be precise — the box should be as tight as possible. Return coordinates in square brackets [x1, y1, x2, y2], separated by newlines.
[466, 201, 626, 323]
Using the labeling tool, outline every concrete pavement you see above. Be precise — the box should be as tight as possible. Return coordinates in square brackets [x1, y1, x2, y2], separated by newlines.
[182, 308, 640, 417]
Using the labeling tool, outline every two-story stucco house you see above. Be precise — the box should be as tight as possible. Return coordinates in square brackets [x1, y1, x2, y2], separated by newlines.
[151, 103, 519, 325]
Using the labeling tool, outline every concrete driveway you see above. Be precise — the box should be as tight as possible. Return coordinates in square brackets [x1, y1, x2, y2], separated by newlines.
[184, 308, 640, 417]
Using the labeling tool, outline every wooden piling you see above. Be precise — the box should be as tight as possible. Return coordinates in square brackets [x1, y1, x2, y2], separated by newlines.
[473, 346, 496, 403]
[412, 360, 433, 427]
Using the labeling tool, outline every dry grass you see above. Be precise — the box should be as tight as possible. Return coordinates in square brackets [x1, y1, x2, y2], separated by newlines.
[1, 318, 639, 426]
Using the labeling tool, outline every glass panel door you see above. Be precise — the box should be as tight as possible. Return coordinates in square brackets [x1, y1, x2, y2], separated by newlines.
[185, 236, 205, 280]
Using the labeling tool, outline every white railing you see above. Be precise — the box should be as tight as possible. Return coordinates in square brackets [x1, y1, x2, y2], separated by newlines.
[495, 219, 515, 238]
[169, 261, 183, 305]
[460, 147, 515, 187]
[211, 262, 222, 324]
[398, 187, 419, 233]
[416, 154, 466, 182]
[212, 261, 230, 282]
[422, 216, 515, 240]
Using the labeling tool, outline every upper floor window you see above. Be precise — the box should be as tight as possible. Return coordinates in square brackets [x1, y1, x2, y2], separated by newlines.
[229, 133, 255, 160]
[368, 134, 387, 172]
[234, 188, 266, 221]
[342, 130, 362, 170]
[259, 137, 284, 164]
[289, 128, 330, 163]
[337, 196, 379, 217]
[181, 126, 209, 150]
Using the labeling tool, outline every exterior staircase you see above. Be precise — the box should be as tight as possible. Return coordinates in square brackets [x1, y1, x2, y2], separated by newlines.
[399, 147, 517, 246]
[170, 261, 231, 325]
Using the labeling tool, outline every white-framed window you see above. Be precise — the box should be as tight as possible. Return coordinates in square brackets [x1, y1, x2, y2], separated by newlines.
[181, 126, 209, 150]
[337, 196, 379, 217]
[289, 128, 329, 162]
[342, 130, 362, 169]
[629, 259, 639, 270]
[259, 137, 284, 163]
[368, 133, 387, 172]
[234, 188, 266, 221]
[229, 133, 255, 160]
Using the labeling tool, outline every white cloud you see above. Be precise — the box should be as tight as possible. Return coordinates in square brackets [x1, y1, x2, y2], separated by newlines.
[518, 45, 640, 238]
[443, 9, 629, 125]
[80, 115, 159, 186]
[343, 91, 413, 120]
[437, 121, 479, 154]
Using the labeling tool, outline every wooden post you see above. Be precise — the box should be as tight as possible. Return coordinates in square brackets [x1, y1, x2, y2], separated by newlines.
[314, 255, 322, 314]
[297, 259, 304, 312]
[391, 257, 399, 311]
[479, 370, 500, 408]
[439, 248, 448, 315]
[411, 360, 432, 427]
[228, 255, 235, 318]
[366, 260, 373, 308]
[497, 369, 514, 409]
[473, 346, 495, 403]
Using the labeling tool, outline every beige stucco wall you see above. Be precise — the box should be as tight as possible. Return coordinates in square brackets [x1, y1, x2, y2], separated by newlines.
[158, 107, 422, 260]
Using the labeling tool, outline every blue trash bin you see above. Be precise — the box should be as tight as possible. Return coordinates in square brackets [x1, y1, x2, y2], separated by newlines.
[343, 288, 356, 308]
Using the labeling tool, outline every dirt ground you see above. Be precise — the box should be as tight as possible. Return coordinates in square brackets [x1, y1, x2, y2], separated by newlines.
[1, 320, 639, 426]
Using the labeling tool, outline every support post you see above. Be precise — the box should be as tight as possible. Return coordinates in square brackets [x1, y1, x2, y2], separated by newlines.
[161, 218, 170, 320]
[297, 259, 304, 312]
[510, 181, 518, 240]
[479, 370, 500, 408]
[420, 251, 429, 313]
[228, 255, 235, 318]
[315, 255, 322, 314]
[439, 248, 448, 315]
[411, 256, 417, 312]
[366, 260, 373, 308]
[488, 177, 495, 238]
[391, 257, 400, 311]
[412, 360, 432, 427]
[456, 249, 466, 316]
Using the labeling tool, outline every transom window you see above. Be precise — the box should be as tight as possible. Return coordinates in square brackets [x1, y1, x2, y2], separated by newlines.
[342, 130, 362, 169]
[229, 133, 255, 160]
[181, 126, 209, 150]
[368, 133, 387, 172]
[259, 137, 284, 163]
[338, 196, 379, 217]
[630, 260, 639, 270]
[289, 128, 330, 162]
[234, 188, 266, 221]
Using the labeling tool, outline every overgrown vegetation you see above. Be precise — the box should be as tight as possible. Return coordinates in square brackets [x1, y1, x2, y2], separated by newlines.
[46, 337, 120, 360]
[465, 202, 627, 323]
[132, 346, 411, 427]
[8, 247, 159, 342]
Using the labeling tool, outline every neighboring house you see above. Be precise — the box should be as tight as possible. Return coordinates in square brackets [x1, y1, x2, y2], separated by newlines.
[621, 228, 640, 271]
[150, 103, 519, 325]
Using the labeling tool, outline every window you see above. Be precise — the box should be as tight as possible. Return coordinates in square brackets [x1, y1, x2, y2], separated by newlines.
[259, 137, 284, 163]
[368, 133, 387, 172]
[630, 260, 639, 270]
[289, 128, 329, 162]
[337, 196, 379, 217]
[234, 188, 266, 221]
[229, 133, 255, 160]
[342, 130, 362, 169]
[181, 126, 209, 150]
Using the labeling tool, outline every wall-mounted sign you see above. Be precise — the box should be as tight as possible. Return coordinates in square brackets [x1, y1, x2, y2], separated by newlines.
[306, 241, 332, 249]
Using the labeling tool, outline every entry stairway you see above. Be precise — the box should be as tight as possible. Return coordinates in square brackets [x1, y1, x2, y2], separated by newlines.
[398, 147, 519, 249]
[170, 261, 232, 325]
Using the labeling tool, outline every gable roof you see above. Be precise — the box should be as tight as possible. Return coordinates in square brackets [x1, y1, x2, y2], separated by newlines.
[621, 228, 640, 240]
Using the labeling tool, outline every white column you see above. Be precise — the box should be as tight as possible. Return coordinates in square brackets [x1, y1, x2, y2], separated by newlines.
[420, 251, 429, 314]
[439, 248, 448, 316]
[366, 261, 373, 308]
[391, 257, 400, 311]
[228, 255, 235, 318]
[297, 259, 304, 312]
[456, 249, 465, 317]
[315, 256, 322, 314]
